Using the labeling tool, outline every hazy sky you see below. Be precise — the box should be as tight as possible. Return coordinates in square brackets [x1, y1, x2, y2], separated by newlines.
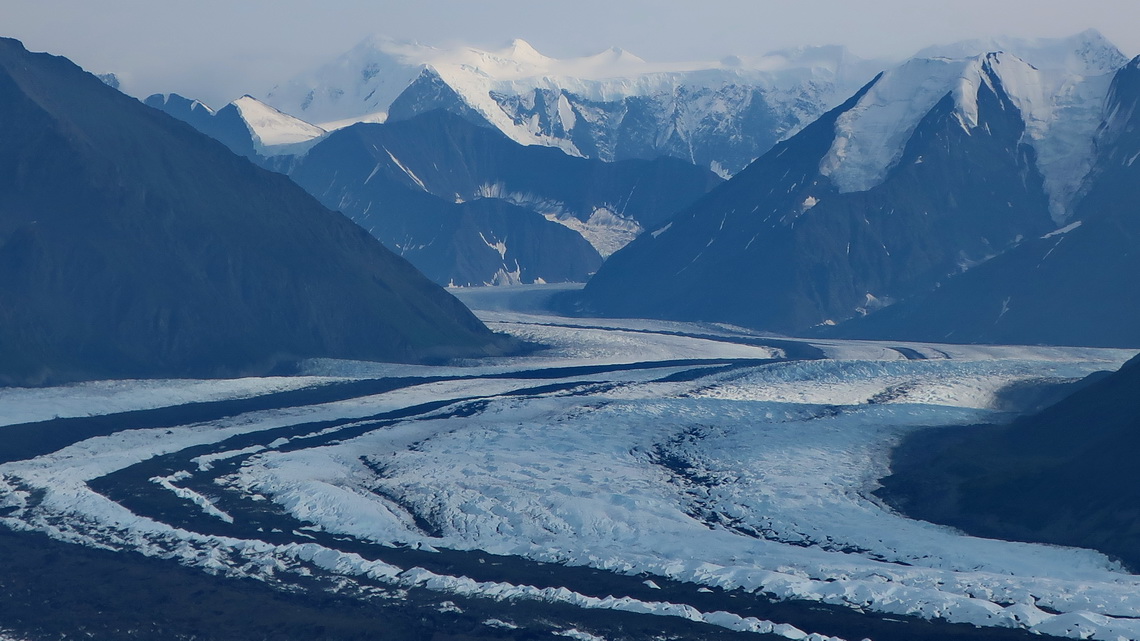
[6, 0, 1140, 107]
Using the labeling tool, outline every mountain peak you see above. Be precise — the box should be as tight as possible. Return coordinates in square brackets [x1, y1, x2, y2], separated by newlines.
[500, 38, 548, 63]
[574, 45, 647, 69]
[228, 95, 325, 150]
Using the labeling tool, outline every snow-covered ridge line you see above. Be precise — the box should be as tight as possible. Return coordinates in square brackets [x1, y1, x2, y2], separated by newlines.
[819, 30, 1127, 221]
[267, 35, 873, 125]
[263, 33, 884, 163]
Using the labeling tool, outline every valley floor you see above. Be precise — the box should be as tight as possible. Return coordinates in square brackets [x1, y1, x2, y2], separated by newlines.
[0, 283, 1137, 641]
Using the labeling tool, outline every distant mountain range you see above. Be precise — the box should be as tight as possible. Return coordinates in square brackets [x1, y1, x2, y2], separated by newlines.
[262, 37, 885, 176]
[0, 37, 511, 385]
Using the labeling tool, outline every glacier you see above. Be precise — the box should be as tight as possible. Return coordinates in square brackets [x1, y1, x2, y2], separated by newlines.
[1, 286, 1138, 639]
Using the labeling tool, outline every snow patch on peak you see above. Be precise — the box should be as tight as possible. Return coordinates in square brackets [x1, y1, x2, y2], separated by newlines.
[500, 38, 550, 65]
[820, 46, 1113, 218]
[582, 46, 646, 67]
[980, 50, 1120, 223]
[820, 56, 980, 193]
[231, 95, 326, 155]
[264, 37, 431, 125]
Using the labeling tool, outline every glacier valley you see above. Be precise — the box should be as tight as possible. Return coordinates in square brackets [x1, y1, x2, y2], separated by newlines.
[0, 284, 1137, 641]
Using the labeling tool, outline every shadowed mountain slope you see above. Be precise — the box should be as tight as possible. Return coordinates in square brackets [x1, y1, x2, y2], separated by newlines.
[0, 38, 512, 385]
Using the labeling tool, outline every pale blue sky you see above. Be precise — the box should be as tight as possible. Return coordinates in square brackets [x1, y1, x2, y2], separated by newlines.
[5, 0, 1139, 107]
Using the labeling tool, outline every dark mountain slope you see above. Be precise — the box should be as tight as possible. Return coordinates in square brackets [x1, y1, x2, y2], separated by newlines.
[307, 109, 723, 236]
[280, 122, 601, 285]
[0, 38, 510, 385]
[878, 354, 1140, 570]
[576, 55, 1054, 333]
[829, 57, 1140, 348]
[280, 110, 719, 285]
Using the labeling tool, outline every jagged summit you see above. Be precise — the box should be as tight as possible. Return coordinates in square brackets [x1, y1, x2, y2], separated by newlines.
[146, 92, 215, 115]
[257, 30, 1127, 191]
[822, 40, 1123, 222]
[820, 51, 1041, 194]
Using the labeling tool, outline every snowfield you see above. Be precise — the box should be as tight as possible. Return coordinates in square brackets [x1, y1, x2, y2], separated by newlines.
[1, 288, 1137, 640]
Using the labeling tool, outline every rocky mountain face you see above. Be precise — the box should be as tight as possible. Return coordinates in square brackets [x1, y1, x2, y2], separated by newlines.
[0, 37, 511, 385]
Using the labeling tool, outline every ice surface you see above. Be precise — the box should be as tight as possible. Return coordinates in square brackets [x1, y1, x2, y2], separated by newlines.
[2, 298, 1137, 639]
[0, 376, 336, 427]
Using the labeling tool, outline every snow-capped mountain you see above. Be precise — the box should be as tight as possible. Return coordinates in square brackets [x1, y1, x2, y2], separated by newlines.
[145, 93, 326, 158]
[913, 28, 1128, 222]
[576, 35, 1127, 334]
[830, 55, 1140, 348]
[279, 110, 720, 286]
[264, 36, 884, 175]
